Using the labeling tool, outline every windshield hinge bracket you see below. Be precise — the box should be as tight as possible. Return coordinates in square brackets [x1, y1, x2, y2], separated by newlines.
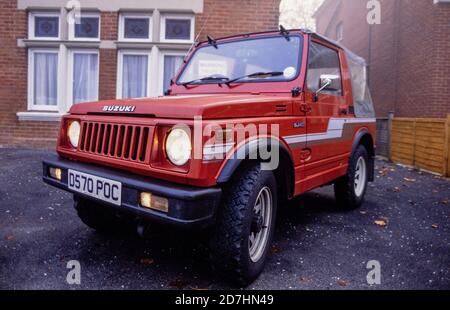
[291, 87, 302, 97]
[207, 35, 218, 49]
[279, 25, 290, 41]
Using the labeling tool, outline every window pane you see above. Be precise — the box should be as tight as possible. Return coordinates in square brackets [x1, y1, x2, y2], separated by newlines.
[75, 17, 99, 39]
[165, 19, 191, 40]
[163, 55, 184, 94]
[306, 42, 342, 95]
[122, 55, 148, 99]
[73, 53, 99, 104]
[35, 16, 59, 38]
[124, 18, 150, 39]
[34, 52, 58, 106]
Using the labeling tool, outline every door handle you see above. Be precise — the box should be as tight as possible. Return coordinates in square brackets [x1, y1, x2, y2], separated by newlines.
[339, 106, 348, 115]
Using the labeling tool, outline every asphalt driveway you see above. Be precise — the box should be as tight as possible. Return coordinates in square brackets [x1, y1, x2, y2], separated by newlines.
[0, 148, 449, 289]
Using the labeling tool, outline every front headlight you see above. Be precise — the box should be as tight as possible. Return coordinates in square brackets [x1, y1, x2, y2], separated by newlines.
[165, 128, 191, 166]
[67, 121, 81, 148]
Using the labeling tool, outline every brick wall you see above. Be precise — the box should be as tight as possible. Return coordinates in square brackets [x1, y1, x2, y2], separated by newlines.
[315, 0, 450, 118]
[0, 0, 60, 149]
[99, 12, 118, 101]
[429, 2, 450, 118]
[98, 49, 118, 102]
[197, 0, 281, 41]
[0, 0, 280, 149]
[368, 0, 398, 118]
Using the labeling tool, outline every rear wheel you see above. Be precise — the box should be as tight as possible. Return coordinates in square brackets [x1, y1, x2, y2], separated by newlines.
[74, 196, 134, 233]
[209, 163, 277, 286]
[334, 145, 369, 209]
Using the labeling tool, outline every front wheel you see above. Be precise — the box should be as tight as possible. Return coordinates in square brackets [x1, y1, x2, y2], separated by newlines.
[334, 145, 369, 209]
[209, 163, 277, 286]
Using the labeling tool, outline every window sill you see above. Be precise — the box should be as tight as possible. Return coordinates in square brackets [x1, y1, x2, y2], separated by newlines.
[115, 41, 192, 50]
[19, 39, 101, 48]
[17, 112, 63, 122]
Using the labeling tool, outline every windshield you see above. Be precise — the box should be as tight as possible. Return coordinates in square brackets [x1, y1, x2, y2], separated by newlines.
[177, 35, 303, 85]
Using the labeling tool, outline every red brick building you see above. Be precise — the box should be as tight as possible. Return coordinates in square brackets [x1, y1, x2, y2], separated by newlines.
[0, 0, 280, 148]
[314, 0, 450, 118]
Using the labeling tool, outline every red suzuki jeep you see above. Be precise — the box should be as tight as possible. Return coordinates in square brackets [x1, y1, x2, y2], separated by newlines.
[43, 29, 376, 286]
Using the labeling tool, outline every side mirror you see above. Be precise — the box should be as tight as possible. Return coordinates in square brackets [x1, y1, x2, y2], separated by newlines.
[313, 74, 340, 102]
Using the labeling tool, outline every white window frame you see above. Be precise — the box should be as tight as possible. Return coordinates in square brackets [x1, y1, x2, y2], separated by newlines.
[28, 11, 61, 40]
[160, 14, 195, 43]
[68, 12, 101, 41]
[117, 50, 152, 99]
[28, 48, 60, 111]
[118, 13, 152, 42]
[67, 49, 100, 107]
[158, 51, 186, 96]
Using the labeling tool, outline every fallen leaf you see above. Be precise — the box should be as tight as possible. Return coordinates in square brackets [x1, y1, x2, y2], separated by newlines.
[140, 258, 154, 265]
[374, 218, 388, 227]
[431, 224, 438, 229]
[4, 235, 15, 241]
[270, 245, 281, 254]
[403, 177, 416, 182]
[169, 279, 190, 289]
[299, 277, 311, 283]
[337, 279, 349, 287]
[378, 168, 390, 176]
[393, 187, 401, 193]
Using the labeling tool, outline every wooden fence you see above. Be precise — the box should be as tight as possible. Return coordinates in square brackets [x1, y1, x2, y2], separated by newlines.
[390, 114, 450, 176]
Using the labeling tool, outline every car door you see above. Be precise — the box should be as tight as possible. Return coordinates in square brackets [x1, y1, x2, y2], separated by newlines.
[302, 40, 349, 188]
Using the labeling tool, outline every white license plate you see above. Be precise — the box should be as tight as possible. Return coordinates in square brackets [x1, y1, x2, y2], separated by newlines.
[68, 170, 122, 206]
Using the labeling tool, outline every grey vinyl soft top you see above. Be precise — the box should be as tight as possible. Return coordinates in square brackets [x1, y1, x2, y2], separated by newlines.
[308, 31, 375, 118]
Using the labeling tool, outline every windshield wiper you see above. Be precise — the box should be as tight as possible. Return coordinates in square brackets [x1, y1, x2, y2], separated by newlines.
[225, 71, 284, 86]
[181, 75, 230, 87]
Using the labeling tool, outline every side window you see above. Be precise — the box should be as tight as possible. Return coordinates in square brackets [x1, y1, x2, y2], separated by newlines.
[306, 42, 342, 96]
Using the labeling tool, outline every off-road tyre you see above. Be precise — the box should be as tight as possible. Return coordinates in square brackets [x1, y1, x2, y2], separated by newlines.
[209, 163, 277, 287]
[334, 145, 369, 210]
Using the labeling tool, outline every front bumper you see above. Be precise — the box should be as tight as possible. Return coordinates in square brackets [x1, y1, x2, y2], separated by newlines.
[42, 155, 221, 229]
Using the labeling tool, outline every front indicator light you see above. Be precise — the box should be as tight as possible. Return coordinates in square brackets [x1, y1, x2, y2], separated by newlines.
[67, 121, 81, 148]
[49, 167, 62, 181]
[140, 192, 169, 213]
